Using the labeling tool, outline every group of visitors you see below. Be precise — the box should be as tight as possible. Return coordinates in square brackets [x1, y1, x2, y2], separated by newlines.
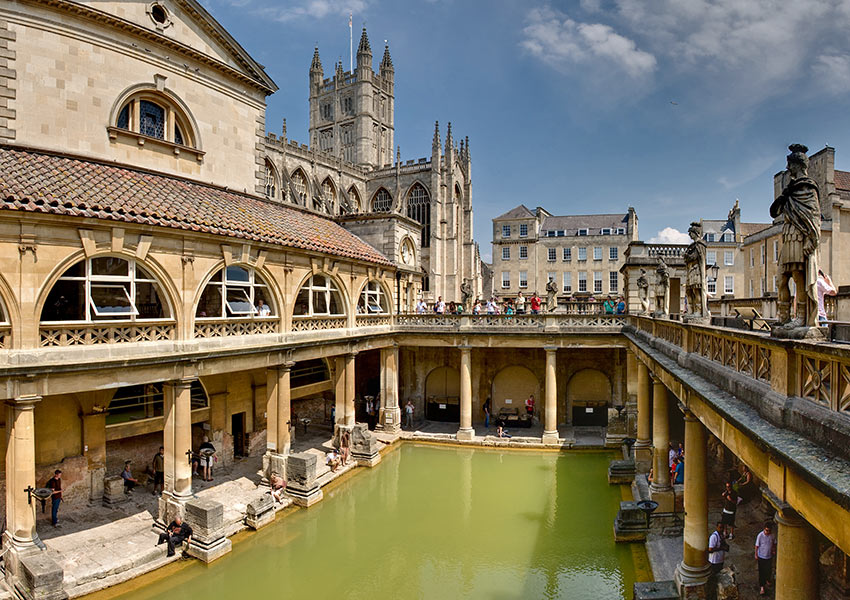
[413, 294, 627, 315]
[327, 428, 352, 472]
[669, 442, 685, 484]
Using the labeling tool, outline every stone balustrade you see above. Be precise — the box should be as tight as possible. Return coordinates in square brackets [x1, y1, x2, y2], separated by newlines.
[194, 317, 279, 338]
[39, 320, 176, 347]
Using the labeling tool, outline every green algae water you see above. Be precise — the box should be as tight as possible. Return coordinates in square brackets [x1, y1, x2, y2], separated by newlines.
[111, 445, 647, 600]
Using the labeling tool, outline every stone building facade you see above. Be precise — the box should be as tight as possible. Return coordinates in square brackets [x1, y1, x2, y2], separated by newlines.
[491, 205, 638, 301]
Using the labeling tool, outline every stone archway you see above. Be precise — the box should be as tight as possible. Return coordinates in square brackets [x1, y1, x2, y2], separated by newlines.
[567, 368, 611, 426]
[425, 366, 460, 422]
[490, 365, 540, 420]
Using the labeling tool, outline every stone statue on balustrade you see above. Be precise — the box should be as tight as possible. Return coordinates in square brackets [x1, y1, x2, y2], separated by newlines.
[546, 277, 558, 312]
[637, 269, 650, 314]
[683, 221, 709, 322]
[461, 280, 472, 307]
[653, 258, 670, 318]
[769, 143, 822, 338]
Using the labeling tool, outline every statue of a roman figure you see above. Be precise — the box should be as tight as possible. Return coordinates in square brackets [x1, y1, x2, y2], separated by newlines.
[683, 221, 708, 319]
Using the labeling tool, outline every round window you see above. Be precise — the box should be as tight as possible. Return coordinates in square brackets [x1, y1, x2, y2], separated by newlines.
[150, 3, 169, 25]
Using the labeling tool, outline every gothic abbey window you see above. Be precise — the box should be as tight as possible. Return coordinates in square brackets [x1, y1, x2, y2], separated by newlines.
[41, 257, 171, 322]
[358, 280, 389, 314]
[196, 265, 275, 319]
[112, 90, 196, 149]
[293, 274, 344, 316]
[348, 186, 362, 213]
[372, 188, 392, 212]
[291, 169, 308, 205]
[406, 183, 431, 248]
[319, 129, 334, 152]
[321, 103, 333, 120]
[342, 96, 354, 116]
[263, 159, 278, 199]
[341, 125, 355, 162]
[322, 178, 336, 212]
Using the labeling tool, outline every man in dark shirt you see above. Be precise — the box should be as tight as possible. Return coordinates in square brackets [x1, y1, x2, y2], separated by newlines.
[157, 516, 193, 557]
[152, 447, 165, 496]
[46, 469, 62, 527]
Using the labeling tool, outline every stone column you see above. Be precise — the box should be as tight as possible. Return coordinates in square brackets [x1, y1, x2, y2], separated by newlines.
[4, 395, 41, 551]
[625, 350, 639, 436]
[675, 411, 710, 595]
[776, 508, 819, 600]
[263, 363, 293, 481]
[542, 347, 559, 445]
[333, 356, 346, 428]
[160, 378, 194, 524]
[344, 352, 357, 427]
[378, 345, 401, 432]
[649, 375, 674, 512]
[634, 361, 652, 472]
[457, 346, 474, 441]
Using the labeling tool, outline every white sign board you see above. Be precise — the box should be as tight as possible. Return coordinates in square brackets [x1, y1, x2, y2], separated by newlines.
[439, 404, 446, 409]
[504, 399, 512, 404]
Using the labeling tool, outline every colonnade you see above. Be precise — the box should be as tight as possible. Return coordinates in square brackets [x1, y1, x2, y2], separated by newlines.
[632, 353, 821, 599]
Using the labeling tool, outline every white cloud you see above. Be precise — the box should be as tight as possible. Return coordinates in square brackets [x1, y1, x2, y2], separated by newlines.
[520, 7, 656, 79]
[223, 0, 369, 22]
[649, 227, 690, 245]
[814, 54, 850, 94]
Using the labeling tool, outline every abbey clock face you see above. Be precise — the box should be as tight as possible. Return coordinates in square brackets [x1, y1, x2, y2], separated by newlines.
[400, 238, 415, 266]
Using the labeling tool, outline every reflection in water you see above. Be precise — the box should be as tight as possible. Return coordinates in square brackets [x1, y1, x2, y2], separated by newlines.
[108, 445, 645, 600]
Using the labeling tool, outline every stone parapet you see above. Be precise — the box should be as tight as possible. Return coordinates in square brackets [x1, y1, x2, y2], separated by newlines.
[285, 453, 323, 507]
[245, 494, 275, 530]
[350, 424, 381, 467]
[184, 499, 231, 563]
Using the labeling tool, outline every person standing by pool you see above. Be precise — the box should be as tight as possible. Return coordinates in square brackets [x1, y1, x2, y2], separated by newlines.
[46, 469, 62, 527]
[152, 446, 165, 496]
[199, 436, 216, 482]
[673, 457, 684, 484]
[708, 522, 728, 575]
[525, 394, 535, 422]
[754, 523, 776, 596]
[404, 400, 415, 429]
[721, 482, 739, 539]
[483, 397, 491, 429]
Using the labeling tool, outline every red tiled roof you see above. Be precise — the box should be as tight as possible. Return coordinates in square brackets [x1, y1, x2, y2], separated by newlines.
[835, 169, 850, 192]
[0, 146, 392, 266]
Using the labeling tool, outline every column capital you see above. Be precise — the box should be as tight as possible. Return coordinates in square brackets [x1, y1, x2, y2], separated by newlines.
[6, 395, 41, 410]
[346, 351, 359, 359]
[682, 409, 700, 423]
[775, 506, 806, 528]
[166, 377, 197, 390]
[458, 345, 472, 352]
[543, 346, 558, 354]
[649, 373, 664, 385]
[273, 361, 296, 372]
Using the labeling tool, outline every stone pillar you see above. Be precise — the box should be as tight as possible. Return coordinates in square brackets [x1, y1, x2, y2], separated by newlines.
[378, 345, 401, 432]
[263, 363, 293, 482]
[457, 346, 474, 441]
[675, 411, 710, 596]
[4, 396, 41, 556]
[542, 347, 559, 445]
[625, 350, 639, 437]
[776, 508, 819, 600]
[649, 375, 674, 512]
[159, 378, 194, 525]
[333, 356, 346, 428]
[634, 361, 652, 472]
[344, 352, 357, 427]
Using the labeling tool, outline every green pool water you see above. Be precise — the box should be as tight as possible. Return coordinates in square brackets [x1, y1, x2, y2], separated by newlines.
[110, 445, 647, 600]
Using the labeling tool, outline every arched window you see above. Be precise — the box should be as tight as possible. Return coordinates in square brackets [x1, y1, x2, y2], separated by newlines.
[455, 183, 463, 201]
[114, 92, 195, 148]
[41, 257, 171, 322]
[348, 186, 362, 213]
[291, 170, 308, 205]
[407, 183, 431, 248]
[322, 178, 336, 212]
[358, 280, 389, 314]
[107, 380, 208, 425]
[263, 160, 278, 199]
[293, 274, 344, 316]
[196, 265, 275, 319]
[372, 188, 393, 212]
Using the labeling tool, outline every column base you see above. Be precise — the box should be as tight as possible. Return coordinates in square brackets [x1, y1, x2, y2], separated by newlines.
[262, 451, 288, 484]
[649, 485, 675, 513]
[157, 490, 191, 527]
[675, 561, 711, 598]
[352, 450, 382, 468]
[377, 407, 401, 433]
[285, 486, 323, 507]
[456, 427, 475, 441]
[542, 430, 560, 445]
[634, 442, 652, 473]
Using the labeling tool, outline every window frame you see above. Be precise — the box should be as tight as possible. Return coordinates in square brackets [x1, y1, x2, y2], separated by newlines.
[519, 246, 528, 260]
[563, 247, 571, 262]
[577, 247, 587, 261]
[501, 225, 511, 238]
[609, 272, 618, 293]
[578, 271, 587, 292]
[519, 271, 528, 289]
[293, 274, 345, 317]
[563, 272, 572, 293]
[593, 247, 603, 261]
[547, 247, 556, 262]
[501, 272, 510, 289]
[109, 89, 202, 159]
[195, 265, 276, 320]
[519, 223, 528, 238]
[502, 247, 511, 261]
[724, 251, 734, 266]
[724, 275, 734, 295]
[358, 280, 390, 315]
[609, 247, 618, 261]
[593, 271, 603, 294]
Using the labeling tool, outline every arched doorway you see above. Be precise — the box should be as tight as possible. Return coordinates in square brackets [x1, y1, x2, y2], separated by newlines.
[425, 366, 460, 422]
[567, 369, 611, 426]
[491, 365, 540, 426]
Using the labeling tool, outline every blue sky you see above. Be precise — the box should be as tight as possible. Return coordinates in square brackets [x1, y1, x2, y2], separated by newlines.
[204, 0, 850, 261]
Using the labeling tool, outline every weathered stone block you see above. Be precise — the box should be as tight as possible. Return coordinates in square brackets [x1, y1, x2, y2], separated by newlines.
[633, 580, 678, 600]
[102, 476, 126, 506]
[285, 453, 322, 507]
[184, 498, 230, 563]
[351, 423, 381, 467]
[716, 566, 738, 600]
[608, 458, 636, 484]
[18, 552, 67, 600]
[613, 501, 648, 542]
[245, 493, 275, 530]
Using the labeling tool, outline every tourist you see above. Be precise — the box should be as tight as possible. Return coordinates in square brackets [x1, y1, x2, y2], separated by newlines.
[257, 299, 271, 316]
[121, 460, 139, 493]
[504, 301, 514, 316]
[516, 292, 526, 315]
[434, 296, 446, 314]
[157, 515, 193, 557]
[485, 297, 497, 314]
[447, 301, 456, 315]
[668, 442, 677, 470]
[603, 296, 615, 314]
[530, 292, 542, 314]
[708, 522, 728, 575]
[677, 442, 684, 459]
[525, 394, 535, 421]
[455, 302, 464, 315]
[404, 400, 415, 429]
[326, 449, 341, 472]
[365, 397, 375, 429]
[754, 523, 776, 596]
[46, 469, 62, 527]
[340, 428, 351, 466]
[673, 457, 684, 484]
[415, 298, 427, 314]
[198, 436, 217, 482]
[496, 415, 511, 438]
[720, 482, 740, 539]
[472, 300, 481, 315]
[616, 296, 626, 314]
[152, 446, 165, 496]
[646, 466, 654, 484]
[483, 397, 491, 429]
[733, 464, 753, 502]
[269, 473, 286, 503]
[817, 270, 837, 325]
